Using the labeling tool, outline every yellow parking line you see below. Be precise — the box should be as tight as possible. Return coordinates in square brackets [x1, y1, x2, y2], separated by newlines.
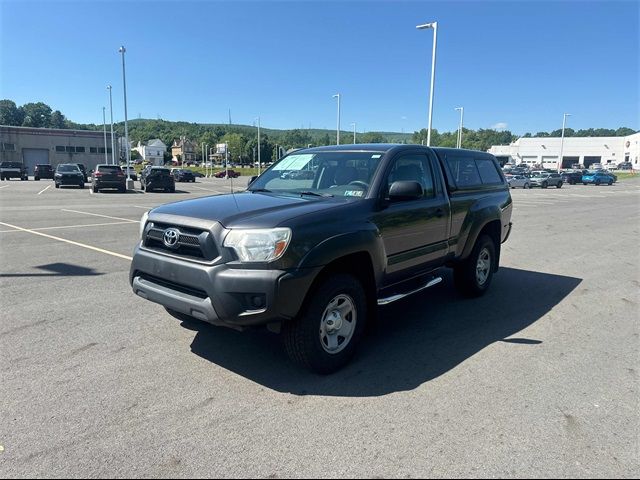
[61, 209, 138, 223]
[0, 221, 133, 261]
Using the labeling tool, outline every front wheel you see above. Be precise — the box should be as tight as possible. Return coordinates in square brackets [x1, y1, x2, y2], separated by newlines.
[283, 274, 367, 374]
[454, 234, 496, 297]
[583, 182, 588, 185]
[524, 183, 530, 189]
[556, 181, 563, 188]
[608, 180, 613, 185]
[541, 182, 548, 189]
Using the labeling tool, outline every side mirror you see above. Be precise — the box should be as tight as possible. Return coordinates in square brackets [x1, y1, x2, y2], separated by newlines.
[248, 175, 258, 186]
[389, 181, 423, 201]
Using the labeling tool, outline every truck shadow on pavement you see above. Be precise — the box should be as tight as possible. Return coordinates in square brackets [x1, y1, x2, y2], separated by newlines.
[184, 267, 581, 397]
[0, 262, 103, 278]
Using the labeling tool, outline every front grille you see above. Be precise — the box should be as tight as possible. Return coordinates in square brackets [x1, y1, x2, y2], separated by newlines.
[144, 223, 218, 262]
[137, 272, 208, 299]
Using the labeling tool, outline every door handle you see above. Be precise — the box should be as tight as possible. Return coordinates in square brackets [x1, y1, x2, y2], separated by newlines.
[434, 208, 445, 218]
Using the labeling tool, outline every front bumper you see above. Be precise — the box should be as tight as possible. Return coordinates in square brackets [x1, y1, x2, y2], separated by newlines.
[130, 244, 321, 328]
[57, 175, 83, 185]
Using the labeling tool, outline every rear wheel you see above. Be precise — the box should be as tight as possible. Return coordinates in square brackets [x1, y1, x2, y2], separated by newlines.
[524, 183, 530, 189]
[55, 182, 59, 188]
[79, 183, 84, 189]
[595, 180, 601, 186]
[283, 274, 367, 374]
[556, 181, 563, 188]
[454, 234, 496, 297]
[541, 182, 548, 189]
[35, 177, 40, 181]
[583, 182, 588, 185]
[608, 180, 613, 185]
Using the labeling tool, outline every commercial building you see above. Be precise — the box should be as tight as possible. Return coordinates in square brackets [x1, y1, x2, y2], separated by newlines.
[488, 132, 640, 169]
[0, 125, 115, 175]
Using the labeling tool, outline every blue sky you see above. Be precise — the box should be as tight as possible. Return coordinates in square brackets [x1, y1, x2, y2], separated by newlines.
[1, 0, 638, 135]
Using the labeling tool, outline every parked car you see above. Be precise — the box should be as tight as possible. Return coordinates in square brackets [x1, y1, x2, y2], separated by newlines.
[617, 162, 633, 170]
[529, 172, 563, 189]
[0, 161, 28, 181]
[92, 164, 126, 192]
[122, 167, 138, 181]
[582, 171, 615, 185]
[560, 171, 583, 185]
[131, 145, 513, 373]
[506, 174, 530, 189]
[171, 168, 196, 183]
[590, 163, 604, 171]
[214, 169, 241, 178]
[192, 171, 205, 178]
[141, 167, 175, 192]
[55, 164, 85, 189]
[34, 164, 54, 180]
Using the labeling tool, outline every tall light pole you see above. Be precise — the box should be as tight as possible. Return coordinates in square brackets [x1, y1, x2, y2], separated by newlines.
[417, 21, 438, 146]
[107, 85, 115, 164]
[455, 106, 464, 148]
[333, 93, 341, 145]
[256, 116, 261, 176]
[558, 113, 571, 172]
[351, 122, 357, 144]
[118, 46, 132, 189]
[102, 107, 108, 163]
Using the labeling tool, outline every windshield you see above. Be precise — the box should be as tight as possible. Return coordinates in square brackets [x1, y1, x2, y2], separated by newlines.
[1, 162, 23, 168]
[248, 151, 385, 198]
[57, 164, 80, 173]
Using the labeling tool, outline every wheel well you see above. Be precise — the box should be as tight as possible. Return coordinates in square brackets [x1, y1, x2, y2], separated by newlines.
[303, 251, 377, 316]
[478, 220, 502, 272]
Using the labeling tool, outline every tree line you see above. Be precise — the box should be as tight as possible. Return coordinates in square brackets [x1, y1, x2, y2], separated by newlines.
[1, 99, 636, 163]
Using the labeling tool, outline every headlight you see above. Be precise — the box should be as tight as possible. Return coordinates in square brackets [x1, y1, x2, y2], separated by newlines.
[139, 211, 150, 240]
[224, 228, 291, 262]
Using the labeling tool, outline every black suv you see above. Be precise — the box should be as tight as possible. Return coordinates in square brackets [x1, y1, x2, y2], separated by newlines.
[34, 164, 55, 180]
[131, 145, 513, 373]
[55, 164, 85, 189]
[92, 164, 126, 193]
[561, 171, 583, 185]
[141, 167, 175, 192]
[172, 168, 196, 183]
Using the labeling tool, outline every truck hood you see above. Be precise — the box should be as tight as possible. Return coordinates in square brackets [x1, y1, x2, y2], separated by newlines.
[150, 191, 351, 229]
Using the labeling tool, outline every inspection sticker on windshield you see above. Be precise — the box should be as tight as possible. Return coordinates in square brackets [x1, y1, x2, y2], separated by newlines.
[371, 154, 381, 158]
[344, 190, 364, 197]
[273, 154, 314, 171]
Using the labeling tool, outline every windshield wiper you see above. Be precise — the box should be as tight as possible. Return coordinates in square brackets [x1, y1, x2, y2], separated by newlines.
[295, 191, 334, 198]
[249, 188, 272, 193]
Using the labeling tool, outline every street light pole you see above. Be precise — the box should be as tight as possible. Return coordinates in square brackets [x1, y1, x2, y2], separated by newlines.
[256, 116, 261, 176]
[351, 122, 356, 144]
[455, 107, 464, 148]
[333, 94, 341, 145]
[102, 107, 108, 163]
[417, 21, 438, 146]
[558, 113, 571, 172]
[118, 46, 132, 189]
[107, 85, 115, 165]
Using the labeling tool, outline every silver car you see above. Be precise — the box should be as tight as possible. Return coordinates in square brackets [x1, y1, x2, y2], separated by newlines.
[506, 174, 531, 189]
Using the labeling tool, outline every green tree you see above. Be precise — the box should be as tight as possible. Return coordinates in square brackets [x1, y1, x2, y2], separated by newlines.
[220, 133, 247, 163]
[50, 110, 66, 129]
[0, 100, 24, 125]
[20, 102, 52, 127]
[359, 132, 386, 143]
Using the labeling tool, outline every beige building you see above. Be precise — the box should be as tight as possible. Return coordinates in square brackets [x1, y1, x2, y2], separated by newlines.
[0, 125, 115, 175]
[171, 138, 198, 164]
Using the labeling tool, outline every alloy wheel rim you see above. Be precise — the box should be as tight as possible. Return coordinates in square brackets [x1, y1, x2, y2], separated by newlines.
[319, 294, 357, 355]
[476, 248, 491, 286]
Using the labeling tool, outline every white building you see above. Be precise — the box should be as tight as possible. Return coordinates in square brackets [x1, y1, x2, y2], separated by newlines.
[133, 139, 166, 165]
[488, 132, 640, 170]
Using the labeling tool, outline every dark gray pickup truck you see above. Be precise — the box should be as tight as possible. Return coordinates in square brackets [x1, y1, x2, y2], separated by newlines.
[130, 145, 513, 373]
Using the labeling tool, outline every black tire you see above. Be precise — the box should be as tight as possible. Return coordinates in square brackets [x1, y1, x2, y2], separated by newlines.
[583, 182, 588, 186]
[119, 186, 126, 193]
[595, 180, 601, 186]
[541, 182, 548, 189]
[55, 183, 59, 188]
[170, 186, 176, 193]
[283, 273, 367, 374]
[35, 177, 40, 181]
[453, 234, 496, 298]
[524, 183, 530, 189]
[608, 180, 613, 186]
[79, 183, 84, 189]
[140, 182, 145, 191]
[556, 181, 563, 188]
[94, 186, 99, 193]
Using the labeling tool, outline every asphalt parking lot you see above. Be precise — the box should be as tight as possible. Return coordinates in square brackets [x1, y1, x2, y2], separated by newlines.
[1, 177, 639, 478]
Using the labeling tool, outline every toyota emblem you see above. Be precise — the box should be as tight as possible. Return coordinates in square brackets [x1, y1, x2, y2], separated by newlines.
[163, 228, 180, 248]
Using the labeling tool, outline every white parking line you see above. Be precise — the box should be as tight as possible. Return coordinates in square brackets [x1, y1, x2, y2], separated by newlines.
[61, 209, 138, 223]
[0, 185, 11, 189]
[0, 221, 133, 260]
[0, 221, 135, 234]
[37, 185, 51, 195]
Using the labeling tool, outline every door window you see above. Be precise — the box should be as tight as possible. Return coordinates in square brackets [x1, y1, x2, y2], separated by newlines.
[386, 154, 435, 198]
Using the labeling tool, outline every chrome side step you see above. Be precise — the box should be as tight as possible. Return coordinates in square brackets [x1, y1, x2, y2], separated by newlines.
[377, 277, 443, 306]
